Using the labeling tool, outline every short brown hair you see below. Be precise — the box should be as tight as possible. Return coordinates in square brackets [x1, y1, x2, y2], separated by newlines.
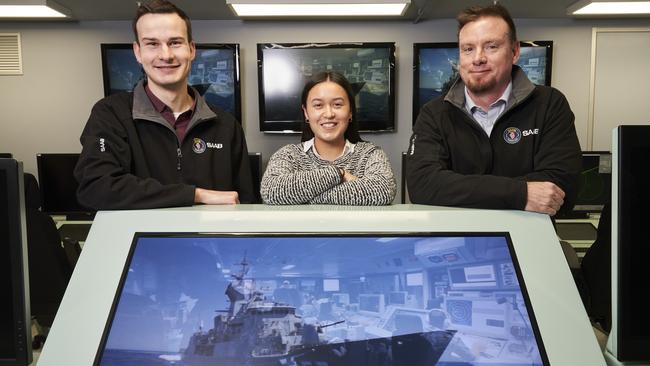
[132, 0, 193, 43]
[457, 4, 517, 46]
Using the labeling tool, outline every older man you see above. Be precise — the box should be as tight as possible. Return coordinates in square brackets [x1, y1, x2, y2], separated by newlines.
[406, 4, 580, 216]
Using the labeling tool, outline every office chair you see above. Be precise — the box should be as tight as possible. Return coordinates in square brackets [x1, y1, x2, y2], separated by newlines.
[248, 152, 262, 203]
[23, 173, 73, 327]
[581, 202, 612, 332]
[391, 314, 433, 366]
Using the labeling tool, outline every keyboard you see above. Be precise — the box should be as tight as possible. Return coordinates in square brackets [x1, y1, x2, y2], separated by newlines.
[58, 223, 92, 242]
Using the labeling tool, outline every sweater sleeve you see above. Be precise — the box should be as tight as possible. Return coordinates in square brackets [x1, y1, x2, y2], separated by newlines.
[74, 99, 196, 210]
[311, 147, 396, 206]
[260, 145, 342, 205]
[406, 106, 528, 209]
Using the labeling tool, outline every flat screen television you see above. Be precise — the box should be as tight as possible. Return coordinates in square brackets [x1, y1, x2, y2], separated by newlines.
[92, 233, 549, 366]
[0, 159, 32, 366]
[100, 43, 242, 122]
[413, 41, 553, 124]
[257, 42, 396, 133]
[609, 125, 650, 363]
[36, 153, 94, 219]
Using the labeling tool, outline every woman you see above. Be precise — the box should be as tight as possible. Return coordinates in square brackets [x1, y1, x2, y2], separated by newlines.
[261, 71, 396, 205]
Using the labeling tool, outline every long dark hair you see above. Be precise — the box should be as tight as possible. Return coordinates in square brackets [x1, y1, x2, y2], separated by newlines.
[300, 71, 362, 143]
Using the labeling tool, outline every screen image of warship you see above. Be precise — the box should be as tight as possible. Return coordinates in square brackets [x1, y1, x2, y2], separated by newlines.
[180, 254, 341, 366]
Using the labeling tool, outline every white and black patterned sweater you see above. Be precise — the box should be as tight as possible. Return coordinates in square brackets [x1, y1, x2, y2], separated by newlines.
[261, 141, 396, 205]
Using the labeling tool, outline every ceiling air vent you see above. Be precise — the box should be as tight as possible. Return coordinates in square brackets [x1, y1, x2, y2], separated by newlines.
[0, 33, 23, 75]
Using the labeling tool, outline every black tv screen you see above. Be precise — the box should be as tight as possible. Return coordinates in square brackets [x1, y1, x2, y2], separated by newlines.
[257, 42, 396, 133]
[413, 41, 553, 124]
[36, 153, 94, 218]
[93, 233, 548, 366]
[100, 43, 242, 122]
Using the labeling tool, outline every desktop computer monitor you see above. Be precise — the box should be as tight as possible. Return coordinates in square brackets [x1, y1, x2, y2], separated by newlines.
[556, 151, 611, 219]
[388, 291, 408, 306]
[608, 126, 650, 364]
[576, 152, 612, 213]
[36, 153, 94, 219]
[0, 159, 32, 366]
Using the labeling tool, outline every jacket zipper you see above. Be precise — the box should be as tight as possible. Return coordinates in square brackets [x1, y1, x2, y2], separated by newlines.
[176, 147, 182, 171]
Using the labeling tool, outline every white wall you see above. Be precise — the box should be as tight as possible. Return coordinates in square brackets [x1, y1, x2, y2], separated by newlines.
[1, 18, 647, 198]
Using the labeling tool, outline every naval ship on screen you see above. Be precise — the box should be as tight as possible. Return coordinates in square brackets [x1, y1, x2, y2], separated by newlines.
[180, 254, 340, 366]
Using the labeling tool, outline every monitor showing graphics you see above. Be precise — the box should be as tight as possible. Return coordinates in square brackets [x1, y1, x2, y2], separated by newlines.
[413, 41, 553, 124]
[94, 234, 548, 366]
[257, 43, 396, 133]
[100, 43, 242, 122]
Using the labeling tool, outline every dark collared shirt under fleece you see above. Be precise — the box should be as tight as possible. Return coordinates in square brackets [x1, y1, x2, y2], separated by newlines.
[144, 84, 196, 142]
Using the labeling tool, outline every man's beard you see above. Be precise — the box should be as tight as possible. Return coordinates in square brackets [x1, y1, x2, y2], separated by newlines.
[465, 75, 497, 95]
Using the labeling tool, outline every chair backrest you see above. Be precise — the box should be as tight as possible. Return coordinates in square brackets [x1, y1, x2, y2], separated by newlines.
[401, 152, 409, 204]
[393, 313, 423, 336]
[23, 173, 73, 327]
[248, 152, 262, 203]
[581, 203, 612, 331]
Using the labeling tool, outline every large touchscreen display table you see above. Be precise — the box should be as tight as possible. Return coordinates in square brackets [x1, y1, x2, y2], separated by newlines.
[37, 205, 605, 366]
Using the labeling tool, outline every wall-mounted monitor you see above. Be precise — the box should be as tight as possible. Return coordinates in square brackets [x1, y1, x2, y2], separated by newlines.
[610, 125, 650, 363]
[413, 41, 553, 124]
[36, 153, 94, 219]
[257, 42, 396, 133]
[0, 159, 32, 366]
[100, 43, 242, 122]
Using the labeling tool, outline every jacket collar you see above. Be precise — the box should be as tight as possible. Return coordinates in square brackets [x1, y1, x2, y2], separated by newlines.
[444, 65, 535, 113]
[132, 81, 217, 128]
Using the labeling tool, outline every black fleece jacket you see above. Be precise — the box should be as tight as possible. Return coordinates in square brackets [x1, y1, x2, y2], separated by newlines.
[406, 66, 581, 210]
[74, 82, 254, 210]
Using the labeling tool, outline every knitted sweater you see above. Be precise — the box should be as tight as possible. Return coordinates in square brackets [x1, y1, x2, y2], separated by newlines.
[261, 141, 396, 205]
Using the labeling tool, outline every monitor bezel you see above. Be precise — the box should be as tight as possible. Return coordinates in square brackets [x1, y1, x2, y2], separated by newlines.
[412, 40, 553, 125]
[92, 231, 550, 366]
[100, 43, 242, 123]
[256, 42, 397, 134]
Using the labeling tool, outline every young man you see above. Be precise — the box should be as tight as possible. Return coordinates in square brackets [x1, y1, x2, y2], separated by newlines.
[406, 4, 581, 216]
[74, 0, 254, 209]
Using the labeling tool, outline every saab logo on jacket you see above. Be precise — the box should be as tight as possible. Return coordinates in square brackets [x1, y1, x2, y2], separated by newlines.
[503, 127, 522, 144]
[503, 127, 539, 144]
[192, 138, 206, 153]
[192, 138, 224, 154]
